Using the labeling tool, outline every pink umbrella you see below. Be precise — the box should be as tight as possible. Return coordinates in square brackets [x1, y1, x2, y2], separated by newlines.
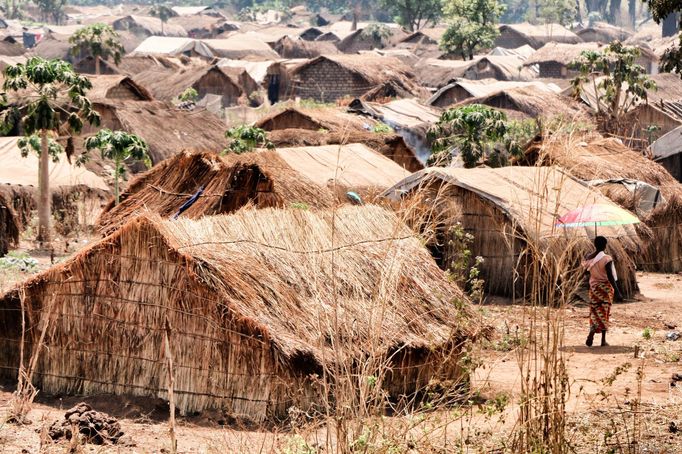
[556, 203, 639, 235]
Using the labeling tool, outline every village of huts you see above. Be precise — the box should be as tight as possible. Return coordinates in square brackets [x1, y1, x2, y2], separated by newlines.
[1, 0, 682, 451]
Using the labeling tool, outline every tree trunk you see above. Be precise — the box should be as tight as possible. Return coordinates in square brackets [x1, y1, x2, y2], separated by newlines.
[576, 0, 583, 24]
[95, 55, 100, 75]
[114, 157, 120, 205]
[351, 1, 359, 31]
[37, 131, 51, 243]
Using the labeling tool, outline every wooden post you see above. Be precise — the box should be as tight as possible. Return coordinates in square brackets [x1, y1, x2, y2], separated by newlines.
[163, 317, 177, 454]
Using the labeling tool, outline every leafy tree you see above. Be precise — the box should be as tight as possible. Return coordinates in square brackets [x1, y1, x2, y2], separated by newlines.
[18, 133, 68, 164]
[3, 0, 24, 19]
[84, 129, 150, 205]
[500, 0, 528, 22]
[644, 0, 682, 72]
[440, 0, 504, 60]
[34, 0, 66, 24]
[69, 23, 124, 75]
[1, 57, 100, 242]
[379, 0, 443, 32]
[428, 104, 521, 167]
[178, 87, 199, 103]
[224, 125, 274, 154]
[533, 0, 576, 25]
[569, 42, 656, 124]
[150, 4, 174, 34]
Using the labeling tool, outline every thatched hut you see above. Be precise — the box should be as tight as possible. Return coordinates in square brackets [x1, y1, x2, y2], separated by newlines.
[133, 65, 243, 107]
[290, 55, 417, 103]
[384, 166, 641, 298]
[86, 75, 154, 102]
[272, 35, 339, 58]
[218, 59, 291, 104]
[267, 128, 424, 172]
[0, 192, 19, 256]
[253, 105, 377, 133]
[428, 80, 561, 108]
[524, 134, 682, 272]
[495, 23, 581, 49]
[112, 15, 188, 37]
[83, 100, 227, 166]
[336, 26, 407, 53]
[96, 145, 411, 234]
[0, 206, 479, 421]
[575, 22, 632, 43]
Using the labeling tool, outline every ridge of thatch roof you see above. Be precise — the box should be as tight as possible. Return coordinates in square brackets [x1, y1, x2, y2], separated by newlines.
[428, 79, 562, 106]
[132, 64, 241, 102]
[9, 205, 477, 371]
[113, 14, 188, 37]
[455, 86, 591, 122]
[91, 100, 226, 164]
[292, 54, 414, 86]
[273, 35, 339, 58]
[648, 73, 682, 104]
[575, 22, 632, 42]
[498, 22, 581, 47]
[524, 41, 657, 66]
[253, 105, 376, 133]
[87, 74, 154, 101]
[96, 150, 337, 234]
[267, 128, 424, 172]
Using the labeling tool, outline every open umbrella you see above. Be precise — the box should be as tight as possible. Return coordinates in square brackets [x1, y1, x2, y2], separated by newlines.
[556, 203, 640, 236]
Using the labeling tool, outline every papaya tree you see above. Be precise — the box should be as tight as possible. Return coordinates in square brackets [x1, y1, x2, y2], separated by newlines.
[84, 129, 150, 205]
[1, 57, 100, 242]
[69, 23, 124, 75]
[429, 104, 521, 167]
[224, 125, 274, 154]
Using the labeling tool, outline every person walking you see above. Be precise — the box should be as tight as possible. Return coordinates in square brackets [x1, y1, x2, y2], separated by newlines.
[583, 236, 624, 347]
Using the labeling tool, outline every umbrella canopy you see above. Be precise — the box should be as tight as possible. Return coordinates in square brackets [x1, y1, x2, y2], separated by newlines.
[556, 203, 640, 228]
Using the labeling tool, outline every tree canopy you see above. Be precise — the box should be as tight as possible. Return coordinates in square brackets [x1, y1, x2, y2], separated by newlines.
[224, 125, 274, 154]
[379, 0, 443, 32]
[69, 23, 124, 74]
[439, 0, 504, 60]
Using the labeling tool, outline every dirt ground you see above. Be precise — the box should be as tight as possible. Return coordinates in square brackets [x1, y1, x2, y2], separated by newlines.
[1, 243, 681, 453]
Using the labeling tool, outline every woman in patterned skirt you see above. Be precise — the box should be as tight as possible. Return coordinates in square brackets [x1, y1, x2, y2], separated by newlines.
[583, 236, 624, 347]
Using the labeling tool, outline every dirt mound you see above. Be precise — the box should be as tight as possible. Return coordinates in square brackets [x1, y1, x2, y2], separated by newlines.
[47, 403, 124, 445]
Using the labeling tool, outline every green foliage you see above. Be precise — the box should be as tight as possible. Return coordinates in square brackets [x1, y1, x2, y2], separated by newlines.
[224, 125, 274, 154]
[371, 122, 393, 133]
[84, 129, 150, 204]
[69, 23, 124, 67]
[533, 0, 575, 25]
[178, 87, 199, 103]
[641, 327, 653, 340]
[149, 4, 174, 23]
[429, 104, 521, 167]
[17, 133, 67, 164]
[446, 222, 486, 302]
[0, 251, 38, 272]
[33, 0, 66, 24]
[2, 57, 100, 136]
[379, 0, 442, 32]
[290, 202, 310, 210]
[500, 0, 528, 22]
[360, 23, 393, 42]
[569, 42, 656, 123]
[440, 0, 504, 60]
[281, 434, 316, 454]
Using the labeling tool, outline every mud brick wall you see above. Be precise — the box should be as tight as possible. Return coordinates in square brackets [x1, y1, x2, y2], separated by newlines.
[294, 60, 373, 102]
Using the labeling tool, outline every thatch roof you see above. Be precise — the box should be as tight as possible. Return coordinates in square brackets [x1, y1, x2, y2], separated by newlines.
[428, 80, 562, 107]
[413, 58, 474, 89]
[292, 54, 415, 87]
[455, 87, 591, 122]
[91, 100, 227, 165]
[463, 55, 536, 81]
[267, 128, 424, 172]
[648, 73, 682, 104]
[349, 98, 441, 130]
[385, 165, 642, 297]
[497, 23, 581, 48]
[253, 105, 377, 133]
[132, 65, 242, 103]
[524, 42, 657, 66]
[112, 15, 188, 37]
[575, 22, 632, 42]
[0, 39, 25, 56]
[273, 35, 339, 58]
[0, 206, 477, 418]
[87, 75, 154, 102]
[523, 133, 682, 272]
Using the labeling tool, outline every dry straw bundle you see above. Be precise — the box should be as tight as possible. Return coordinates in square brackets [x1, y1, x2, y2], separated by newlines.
[0, 205, 482, 422]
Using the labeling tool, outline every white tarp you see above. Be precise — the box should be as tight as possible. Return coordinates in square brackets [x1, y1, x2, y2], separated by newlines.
[132, 36, 213, 58]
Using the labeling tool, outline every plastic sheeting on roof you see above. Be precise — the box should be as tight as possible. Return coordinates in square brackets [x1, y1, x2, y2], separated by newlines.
[131, 36, 213, 57]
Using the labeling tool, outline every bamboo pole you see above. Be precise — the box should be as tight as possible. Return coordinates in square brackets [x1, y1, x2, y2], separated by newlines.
[163, 317, 177, 454]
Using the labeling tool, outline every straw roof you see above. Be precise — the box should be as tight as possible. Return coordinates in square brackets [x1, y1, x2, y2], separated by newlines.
[86, 75, 153, 102]
[291, 54, 415, 87]
[455, 87, 591, 122]
[498, 23, 581, 48]
[267, 128, 424, 172]
[465, 55, 536, 81]
[647, 73, 682, 104]
[413, 58, 475, 89]
[0, 206, 477, 417]
[524, 42, 657, 66]
[428, 80, 562, 107]
[273, 35, 339, 58]
[91, 100, 226, 164]
[112, 15, 187, 37]
[575, 22, 632, 42]
[132, 65, 242, 103]
[0, 39, 25, 56]
[253, 105, 377, 133]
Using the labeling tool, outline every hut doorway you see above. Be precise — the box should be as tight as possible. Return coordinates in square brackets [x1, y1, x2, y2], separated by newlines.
[219, 164, 280, 212]
[268, 75, 280, 104]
